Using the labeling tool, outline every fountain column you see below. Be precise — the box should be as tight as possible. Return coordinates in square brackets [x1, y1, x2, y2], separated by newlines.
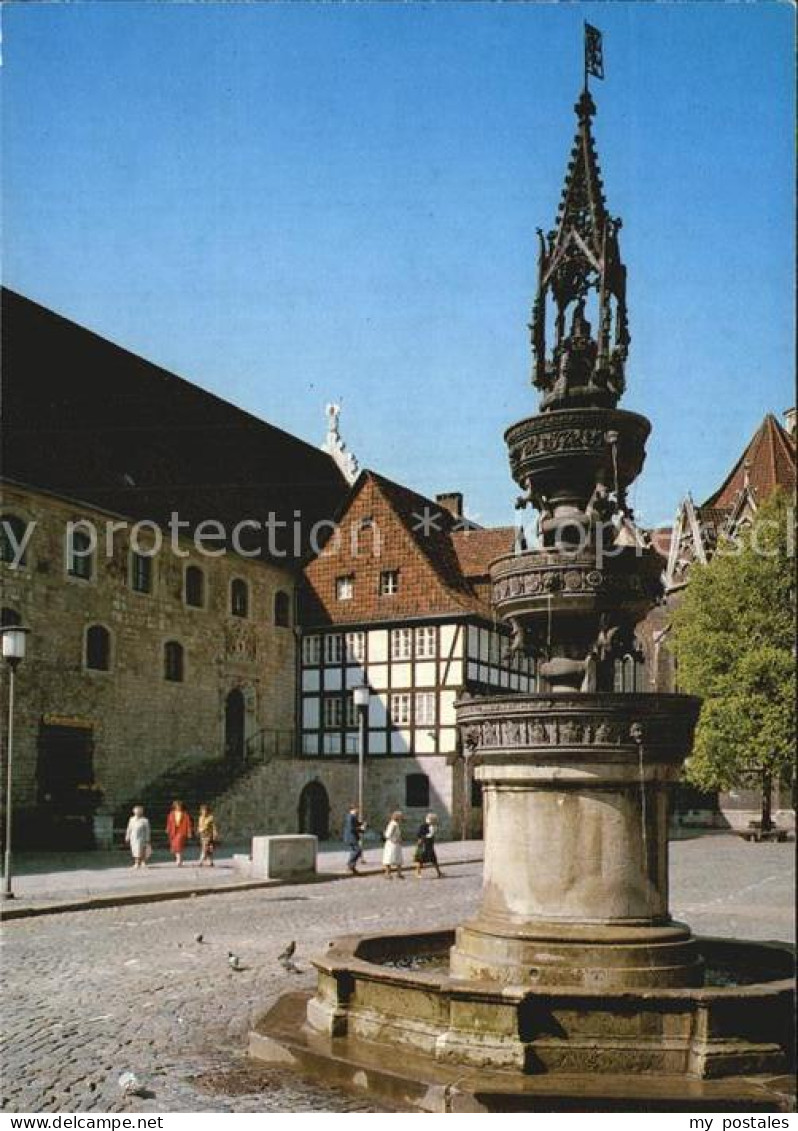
[451, 88, 701, 990]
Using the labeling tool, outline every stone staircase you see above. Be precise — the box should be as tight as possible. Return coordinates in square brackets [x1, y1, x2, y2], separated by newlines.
[113, 729, 295, 844]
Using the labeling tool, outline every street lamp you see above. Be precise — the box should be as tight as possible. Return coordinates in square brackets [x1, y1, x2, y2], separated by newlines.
[1, 626, 29, 900]
[352, 684, 370, 818]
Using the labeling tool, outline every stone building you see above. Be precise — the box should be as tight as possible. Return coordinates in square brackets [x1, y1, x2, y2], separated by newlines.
[0, 288, 348, 845]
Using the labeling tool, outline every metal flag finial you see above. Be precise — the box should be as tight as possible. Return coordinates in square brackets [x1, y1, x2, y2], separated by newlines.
[584, 22, 604, 91]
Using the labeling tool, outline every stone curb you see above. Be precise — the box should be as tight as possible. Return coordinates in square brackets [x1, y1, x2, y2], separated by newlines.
[0, 856, 483, 922]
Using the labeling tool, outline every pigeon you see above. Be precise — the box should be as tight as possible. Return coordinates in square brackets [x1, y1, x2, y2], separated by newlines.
[277, 941, 296, 964]
[195, 934, 204, 944]
[228, 951, 243, 971]
[118, 1071, 147, 1098]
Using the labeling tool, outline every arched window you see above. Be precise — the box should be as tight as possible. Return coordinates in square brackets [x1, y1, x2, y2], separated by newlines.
[164, 640, 184, 682]
[86, 625, 111, 672]
[1, 608, 21, 627]
[185, 565, 205, 608]
[405, 773, 430, 808]
[0, 514, 31, 567]
[231, 578, 249, 618]
[274, 590, 291, 627]
[67, 524, 94, 580]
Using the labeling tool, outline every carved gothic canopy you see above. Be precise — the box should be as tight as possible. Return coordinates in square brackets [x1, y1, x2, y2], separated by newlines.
[530, 91, 630, 412]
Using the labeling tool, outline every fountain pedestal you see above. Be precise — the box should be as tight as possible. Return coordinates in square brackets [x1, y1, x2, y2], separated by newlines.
[451, 694, 702, 988]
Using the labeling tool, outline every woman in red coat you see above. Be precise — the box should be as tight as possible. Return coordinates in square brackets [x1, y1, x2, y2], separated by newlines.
[165, 800, 193, 866]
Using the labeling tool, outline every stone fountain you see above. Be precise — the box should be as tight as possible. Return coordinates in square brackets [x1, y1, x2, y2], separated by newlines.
[251, 73, 795, 1114]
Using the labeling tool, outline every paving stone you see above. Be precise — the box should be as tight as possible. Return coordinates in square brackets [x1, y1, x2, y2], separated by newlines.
[0, 837, 792, 1112]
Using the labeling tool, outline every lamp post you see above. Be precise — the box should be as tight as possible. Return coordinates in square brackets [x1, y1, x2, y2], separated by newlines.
[352, 684, 370, 818]
[1, 626, 29, 901]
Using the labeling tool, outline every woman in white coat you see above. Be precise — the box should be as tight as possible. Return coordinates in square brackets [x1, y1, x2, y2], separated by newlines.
[125, 805, 151, 868]
[382, 810, 405, 879]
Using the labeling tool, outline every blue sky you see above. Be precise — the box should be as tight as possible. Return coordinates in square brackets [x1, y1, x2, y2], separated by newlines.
[3, 2, 794, 528]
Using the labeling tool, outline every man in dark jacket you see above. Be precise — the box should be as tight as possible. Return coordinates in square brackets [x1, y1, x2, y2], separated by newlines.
[343, 806, 364, 874]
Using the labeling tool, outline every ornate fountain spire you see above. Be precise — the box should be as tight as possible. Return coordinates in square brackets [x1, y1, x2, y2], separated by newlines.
[530, 82, 629, 411]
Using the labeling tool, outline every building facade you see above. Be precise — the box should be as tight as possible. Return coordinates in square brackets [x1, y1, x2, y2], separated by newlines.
[290, 472, 532, 839]
[1, 288, 348, 845]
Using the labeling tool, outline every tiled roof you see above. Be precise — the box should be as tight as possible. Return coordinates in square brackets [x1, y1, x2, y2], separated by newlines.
[452, 527, 518, 578]
[702, 414, 796, 511]
[300, 470, 511, 625]
[1, 289, 349, 563]
[368, 472, 476, 600]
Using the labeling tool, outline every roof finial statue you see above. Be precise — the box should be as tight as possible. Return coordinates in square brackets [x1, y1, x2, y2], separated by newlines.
[322, 402, 360, 485]
[529, 25, 630, 413]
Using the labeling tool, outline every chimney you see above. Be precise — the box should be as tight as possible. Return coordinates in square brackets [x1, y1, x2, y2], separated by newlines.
[783, 407, 796, 439]
[436, 492, 464, 519]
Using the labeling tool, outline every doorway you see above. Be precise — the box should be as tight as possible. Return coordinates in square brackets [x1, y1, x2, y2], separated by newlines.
[224, 688, 246, 763]
[36, 723, 96, 847]
[297, 781, 330, 839]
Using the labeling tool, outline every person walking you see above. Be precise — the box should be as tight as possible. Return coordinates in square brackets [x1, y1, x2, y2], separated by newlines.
[343, 805, 364, 874]
[125, 805, 151, 869]
[382, 810, 405, 879]
[165, 799, 193, 866]
[414, 812, 443, 878]
[196, 803, 219, 866]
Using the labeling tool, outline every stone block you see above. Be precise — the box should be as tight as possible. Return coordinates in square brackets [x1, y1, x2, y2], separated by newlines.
[251, 834, 317, 879]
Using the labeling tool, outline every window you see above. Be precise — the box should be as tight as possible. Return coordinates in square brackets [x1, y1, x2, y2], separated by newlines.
[390, 628, 412, 660]
[345, 693, 357, 729]
[231, 578, 249, 618]
[67, 526, 94, 580]
[324, 634, 343, 665]
[164, 640, 184, 682]
[390, 693, 411, 726]
[405, 773, 430, 808]
[274, 590, 291, 627]
[471, 779, 483, 808]
[0, 514, 30, 567]
[336, 575, 354, 601]
[345, 631, 365, 663]
[322, 696, 343, 728]
[415, 692, 437, 727]
[86, 625, 111, 672]
[415, 626, 436, 658]
[302, 635, 321, 666]
[379, 570, 399, 596]
[0, 608, 21, 627]
[130, 551, 153, 594]
[185, 565, 205, 608]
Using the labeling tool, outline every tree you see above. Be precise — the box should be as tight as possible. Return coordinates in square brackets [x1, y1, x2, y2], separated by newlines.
[670, 489, 796, 830]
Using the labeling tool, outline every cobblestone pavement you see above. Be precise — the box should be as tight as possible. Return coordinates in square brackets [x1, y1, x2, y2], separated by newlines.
[0, 836, 793, 1114]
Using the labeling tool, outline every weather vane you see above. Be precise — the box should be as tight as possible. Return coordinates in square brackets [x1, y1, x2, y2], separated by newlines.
[584, 22, 604, 92]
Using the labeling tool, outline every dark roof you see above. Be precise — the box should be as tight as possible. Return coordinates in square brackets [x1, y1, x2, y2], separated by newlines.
[702, 413, 796, 511]
[1, 288, 348, 563]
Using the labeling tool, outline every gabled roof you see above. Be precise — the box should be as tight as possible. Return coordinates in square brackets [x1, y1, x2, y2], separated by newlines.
[300, 470, 513, 625]
[702, 413, 796, 511]
[1, 288, 349, 563]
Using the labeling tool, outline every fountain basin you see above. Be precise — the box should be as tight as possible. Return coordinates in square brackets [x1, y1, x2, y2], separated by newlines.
[305, 929, 794, 1080]
[250, 931, 794, 1112]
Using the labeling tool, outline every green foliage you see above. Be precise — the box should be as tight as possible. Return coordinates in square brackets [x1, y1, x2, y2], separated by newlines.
[670, 490, 796, 793]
